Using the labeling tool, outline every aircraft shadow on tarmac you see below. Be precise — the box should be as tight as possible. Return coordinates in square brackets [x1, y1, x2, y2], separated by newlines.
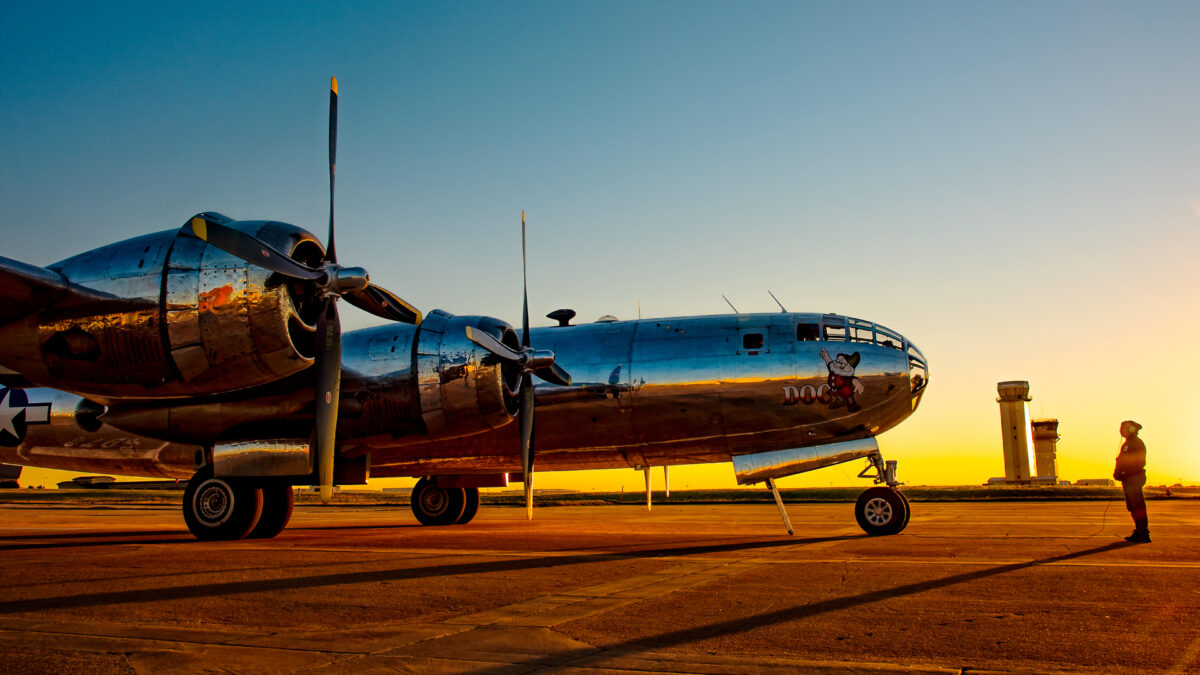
[0, 535, 857, 614]
[461, 540, 1137, 674]
[0, 534, 193, 551]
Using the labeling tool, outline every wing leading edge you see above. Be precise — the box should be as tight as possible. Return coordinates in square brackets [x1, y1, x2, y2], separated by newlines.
[0, 255, 117, 325]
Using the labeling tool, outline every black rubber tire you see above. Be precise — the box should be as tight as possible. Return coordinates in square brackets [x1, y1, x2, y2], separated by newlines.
[897, 490, 911, 533]
[411, 478, 466, 526]
[183, 470, 264, 541]
[248, 484, 295, 539]
[455, 487, 480, 525]
[855, 487, 906, 536]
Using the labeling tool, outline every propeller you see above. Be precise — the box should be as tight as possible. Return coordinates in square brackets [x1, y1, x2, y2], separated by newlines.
[186, 77, 421, 503]
[465, 211, 571, 519]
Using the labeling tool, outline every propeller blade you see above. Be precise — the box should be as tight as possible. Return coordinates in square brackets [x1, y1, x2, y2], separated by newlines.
[314, 300, 341, 504]
[344, 284, 422, 324]
[465, 325, 522, 362]
[187, 216, 325, 281]
[326, 76, 338, 263]
[518, 211, 535, 519]
[521, 210, 530, 349]
[533, 362, 571, 387]
[519, 375, 535, 519]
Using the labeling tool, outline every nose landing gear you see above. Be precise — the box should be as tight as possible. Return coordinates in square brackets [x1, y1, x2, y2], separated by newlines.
[855, 452, 910, 535]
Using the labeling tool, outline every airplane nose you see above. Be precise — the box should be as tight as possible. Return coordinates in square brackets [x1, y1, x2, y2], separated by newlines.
[906, 338, 929, 411]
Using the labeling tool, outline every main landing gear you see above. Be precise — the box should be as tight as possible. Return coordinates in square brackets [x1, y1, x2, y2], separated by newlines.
[410, 477, 480, 526]
[854, 453, 910, 536]
[182, 469, 296, 541]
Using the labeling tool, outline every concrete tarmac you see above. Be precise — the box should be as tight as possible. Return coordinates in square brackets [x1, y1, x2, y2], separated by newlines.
[0, 499, 1197, 674]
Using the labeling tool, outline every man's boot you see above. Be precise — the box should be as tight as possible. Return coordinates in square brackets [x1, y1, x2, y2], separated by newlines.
[1125, 519, 1151, 543]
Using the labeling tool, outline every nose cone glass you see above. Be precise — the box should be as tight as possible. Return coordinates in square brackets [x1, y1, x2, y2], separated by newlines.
[906, 339, 929, 411]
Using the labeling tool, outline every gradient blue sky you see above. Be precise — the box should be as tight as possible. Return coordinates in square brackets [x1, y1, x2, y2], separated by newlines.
[2, 2, 1197, 489]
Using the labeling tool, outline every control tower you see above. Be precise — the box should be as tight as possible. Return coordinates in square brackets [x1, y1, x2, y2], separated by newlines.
[997, 381, 1036, 482]
[1031, 419, 1060, 481]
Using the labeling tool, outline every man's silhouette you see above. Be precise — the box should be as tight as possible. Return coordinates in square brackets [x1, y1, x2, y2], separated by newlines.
[1113, 420, 1149, 543]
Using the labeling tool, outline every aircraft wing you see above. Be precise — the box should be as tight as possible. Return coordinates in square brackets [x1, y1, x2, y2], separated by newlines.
[0, 255, 119, 325]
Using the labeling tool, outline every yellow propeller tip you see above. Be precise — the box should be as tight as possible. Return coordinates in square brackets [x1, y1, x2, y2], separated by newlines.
[190, 217, 208, 241]
[331, 76, 338, 94]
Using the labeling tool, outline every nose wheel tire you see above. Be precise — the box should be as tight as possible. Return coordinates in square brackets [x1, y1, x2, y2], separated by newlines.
[411, 477, 467, 526]
[855, 487, 909, 536]
[897, 489, 911, 531]
[183, 470, 264, 540]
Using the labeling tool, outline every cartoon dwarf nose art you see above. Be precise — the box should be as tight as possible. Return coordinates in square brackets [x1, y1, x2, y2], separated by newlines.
[821, 347, 865, 412]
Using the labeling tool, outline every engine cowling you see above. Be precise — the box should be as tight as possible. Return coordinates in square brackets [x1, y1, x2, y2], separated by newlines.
[2, 217, 322, 401]
[413, 310, 521, 440]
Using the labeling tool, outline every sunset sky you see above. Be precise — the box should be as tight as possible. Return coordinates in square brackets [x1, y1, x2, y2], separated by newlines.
[2, 2, 1197, 491]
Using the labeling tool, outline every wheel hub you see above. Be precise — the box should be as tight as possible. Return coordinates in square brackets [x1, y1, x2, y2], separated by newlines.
[863, 497, 893, 526]
[420, 487, 448, 516]
[195, 480, 233, 525]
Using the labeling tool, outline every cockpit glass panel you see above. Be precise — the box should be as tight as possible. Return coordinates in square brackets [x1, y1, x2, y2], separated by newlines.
[796, 323, 819, 341]
[823, 323, 846, 341]
[849, 322, 874, 344]
[876, 325, 904, 350]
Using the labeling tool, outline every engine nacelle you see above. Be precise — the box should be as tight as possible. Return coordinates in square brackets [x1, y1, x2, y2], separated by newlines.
[100, 310, 523, 451]
[414, 310, 520, 440]
[0, 216, 322, 401]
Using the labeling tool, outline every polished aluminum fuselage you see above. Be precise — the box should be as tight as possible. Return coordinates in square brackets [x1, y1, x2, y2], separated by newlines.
[343, 312, 924, 476]
[2, 312, 926, 481]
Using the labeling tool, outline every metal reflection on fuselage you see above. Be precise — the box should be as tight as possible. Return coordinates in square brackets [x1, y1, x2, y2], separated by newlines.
[0, 220, 323, 403]
[4, 310, 926, 482]
[358, 311, 924, 477]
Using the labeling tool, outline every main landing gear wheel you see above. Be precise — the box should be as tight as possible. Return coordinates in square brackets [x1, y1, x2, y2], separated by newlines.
[183, 470, 264, 541]
[248, 483, 296, 539]
[855, 487, 909, 536]
[455, 487, 480, 525]
[411, 477, 466, 526]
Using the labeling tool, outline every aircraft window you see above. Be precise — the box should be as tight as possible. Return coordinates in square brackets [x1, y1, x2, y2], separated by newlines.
[847, 318, 874, 344]
[743, 333, 764, 350]
[850, 326, 874, 344]
[823, 324, 846, 341]
[796, 323, 819, 341]
[876, 326, 904, 350]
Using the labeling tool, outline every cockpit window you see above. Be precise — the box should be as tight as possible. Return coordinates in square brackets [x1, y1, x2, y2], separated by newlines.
[849, 318, 875, 344]
[823, 324, 847, 341]
[796, 323, 819, 341]
[876, 325, 904, 351]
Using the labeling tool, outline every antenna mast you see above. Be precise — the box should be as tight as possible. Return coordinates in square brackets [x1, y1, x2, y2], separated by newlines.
[768, 290, 787, 313]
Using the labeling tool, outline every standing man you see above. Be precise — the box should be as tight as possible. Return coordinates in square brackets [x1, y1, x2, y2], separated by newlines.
[1113, 420, 1149, 543]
